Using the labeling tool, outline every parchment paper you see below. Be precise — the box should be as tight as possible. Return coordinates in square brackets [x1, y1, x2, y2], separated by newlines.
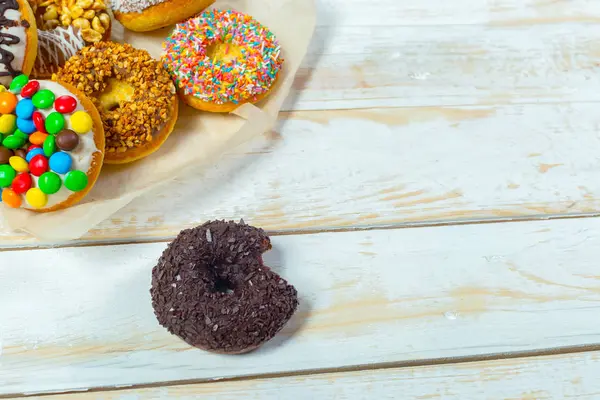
[0, 0, 316, 241]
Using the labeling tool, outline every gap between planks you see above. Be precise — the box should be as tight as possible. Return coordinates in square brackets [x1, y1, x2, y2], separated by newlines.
[2, 210, 600, 252]
[5, 344, 600, 399]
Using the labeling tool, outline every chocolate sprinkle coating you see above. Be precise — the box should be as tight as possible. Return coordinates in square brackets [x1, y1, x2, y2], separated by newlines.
[151, 220, 299, 354]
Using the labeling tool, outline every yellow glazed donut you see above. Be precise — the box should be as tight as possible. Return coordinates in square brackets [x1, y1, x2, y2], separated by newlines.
[162, 9, 283, 113]
[0, 76, 104, 212]
[27, 0, 113, 79]
[54, 41, 178, 164]
[111, 0, 214, 32]
[0, 0, 38, 86]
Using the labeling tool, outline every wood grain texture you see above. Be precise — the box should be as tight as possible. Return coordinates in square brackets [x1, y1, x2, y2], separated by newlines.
[4, 218, 600, 395]
[3, 102, 600, 245]
[18, 351, 600, 399]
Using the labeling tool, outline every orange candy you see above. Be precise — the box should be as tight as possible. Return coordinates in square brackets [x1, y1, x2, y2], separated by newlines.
[0, 92, 17, 114]
[2, 188, 22, 208]
[29, 131, 48, 145]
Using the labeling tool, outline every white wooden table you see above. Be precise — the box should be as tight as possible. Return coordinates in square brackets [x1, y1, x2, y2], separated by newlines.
[3, 0, 600, 398]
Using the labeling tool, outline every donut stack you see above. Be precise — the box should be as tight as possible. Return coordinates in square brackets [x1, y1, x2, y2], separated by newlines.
[1, 0, 284, 211]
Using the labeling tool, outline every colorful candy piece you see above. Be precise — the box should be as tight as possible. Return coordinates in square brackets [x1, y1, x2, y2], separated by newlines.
[38, 171, 61, 194]
[20, 80, 40, 98]
[0, 114, 16, 135]
[70, 111, 92, 134]
[45, 112, 65, 135]
[29, 131, 48, 145]
[32, 111, 46, 133]
[56, 129, 79, 151]
[26, 188, 47, 209]
[43, 135, 56, 157]
[16, 118, 36, 134]
[11, 172, 32, 194]
[9, 156, 28, 172]
[29, 154, 49, 176]
[14, 149, 26, 159]
[27, 144, 41, 152]
[32, 89, 55, 109]
[26, 147, 44, 162]
[49, 151, 72, 174]
[54, 95, 77, 113]
[0, 147, 12, 164]
[15, 98, 35, 119]
[2, 135, 25, 149]
[0, 91, 17, 114]
[13, 129, 28, 140]
[9, 74, 29, 94]
[64, 170, 88, 192]
[0, 84, 6, 93]
[0, 164, 16, 187]
[2, 188, 21, 208]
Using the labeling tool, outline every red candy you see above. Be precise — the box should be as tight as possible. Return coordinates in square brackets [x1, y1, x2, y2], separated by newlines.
[20, 81, 40, 98]
[32, 111, 46, 133]
[29, 154, 48, 176]
[54, 95, 77, 113]
[11, 172, 32, 194]
[27, 144, 41, 152]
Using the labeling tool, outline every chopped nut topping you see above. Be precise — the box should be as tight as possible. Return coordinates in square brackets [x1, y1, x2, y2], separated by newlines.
[54, 42, 176, 153]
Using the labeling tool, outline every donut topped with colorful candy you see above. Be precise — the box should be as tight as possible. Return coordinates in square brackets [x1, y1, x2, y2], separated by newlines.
[0, 74, 104, 212]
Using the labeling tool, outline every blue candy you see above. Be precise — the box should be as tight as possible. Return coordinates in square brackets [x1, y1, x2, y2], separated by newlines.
[49, 151, 72, 174]
[15, 99, 34, 119]
[16, 118, 36, 134]
[26, 148, 44, 162]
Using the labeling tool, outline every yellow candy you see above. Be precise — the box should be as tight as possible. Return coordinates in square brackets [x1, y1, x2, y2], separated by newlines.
[26, 188, 47, 209]
[0, 114, 16, 135]
[0, 85, 7, 93]
[70, 111, 92, 134]
[9, 156, 28, 172]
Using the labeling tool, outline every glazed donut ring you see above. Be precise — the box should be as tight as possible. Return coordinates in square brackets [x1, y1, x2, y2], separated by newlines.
[162, 9, 283, 113]
[111, 0, 213, 32]
[0, 0, 38, 86]
[151, 220, 299, 354]
[53, 41, 178, 164]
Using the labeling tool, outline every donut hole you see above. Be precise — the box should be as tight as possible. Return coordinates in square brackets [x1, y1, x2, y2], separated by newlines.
[205, 42, 244, 64]
[97, 78, 135, 112]
[214, 277, 235, 294]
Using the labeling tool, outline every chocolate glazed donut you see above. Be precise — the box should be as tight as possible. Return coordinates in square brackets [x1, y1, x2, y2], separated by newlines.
[151, 220, 299, 354]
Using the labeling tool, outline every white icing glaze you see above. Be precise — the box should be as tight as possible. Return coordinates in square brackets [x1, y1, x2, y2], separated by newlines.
[20, 80, 100, 210]
[110, 0, 167, 14]
[0, 9, 27, 86]
[35, 26, 85, 76]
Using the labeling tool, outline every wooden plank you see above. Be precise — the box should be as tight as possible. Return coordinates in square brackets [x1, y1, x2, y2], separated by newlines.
[286, 24, 600, 111]
[3, 218, 600, 395]
[18, 351, 600, 399]
[320, 0, 600, 27]
[3, 103, 600, 246]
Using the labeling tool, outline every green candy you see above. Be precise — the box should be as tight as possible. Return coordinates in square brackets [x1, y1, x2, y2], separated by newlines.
[38, 171, 62, 194]
[64, 170, 88, 192]
[2, 135, 25, 149]
[13, 129, 28, 141]
[0, 164, 16, 187]
[9, 74, 29, 94]
[43, 135, 56, 157]
[45, 112, 65, 134]
[0, 133, 4, 145]
[32, 89, 55, 109]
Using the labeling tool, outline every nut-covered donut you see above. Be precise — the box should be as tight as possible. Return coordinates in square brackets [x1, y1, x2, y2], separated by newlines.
[151, 220, 299, 354]
[53, 41, 178, 164]
[28, 0, 112, 78]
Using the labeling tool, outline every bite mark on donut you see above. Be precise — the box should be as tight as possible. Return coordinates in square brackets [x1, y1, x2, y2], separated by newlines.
[151, 220, 299, 354]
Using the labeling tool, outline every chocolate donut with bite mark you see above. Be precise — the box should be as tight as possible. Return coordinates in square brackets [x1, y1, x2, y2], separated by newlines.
[151, 220, 298, 354]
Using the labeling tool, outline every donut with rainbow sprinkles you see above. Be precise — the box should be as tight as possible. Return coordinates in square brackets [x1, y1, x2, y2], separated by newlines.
[161, 9, 284, 113]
